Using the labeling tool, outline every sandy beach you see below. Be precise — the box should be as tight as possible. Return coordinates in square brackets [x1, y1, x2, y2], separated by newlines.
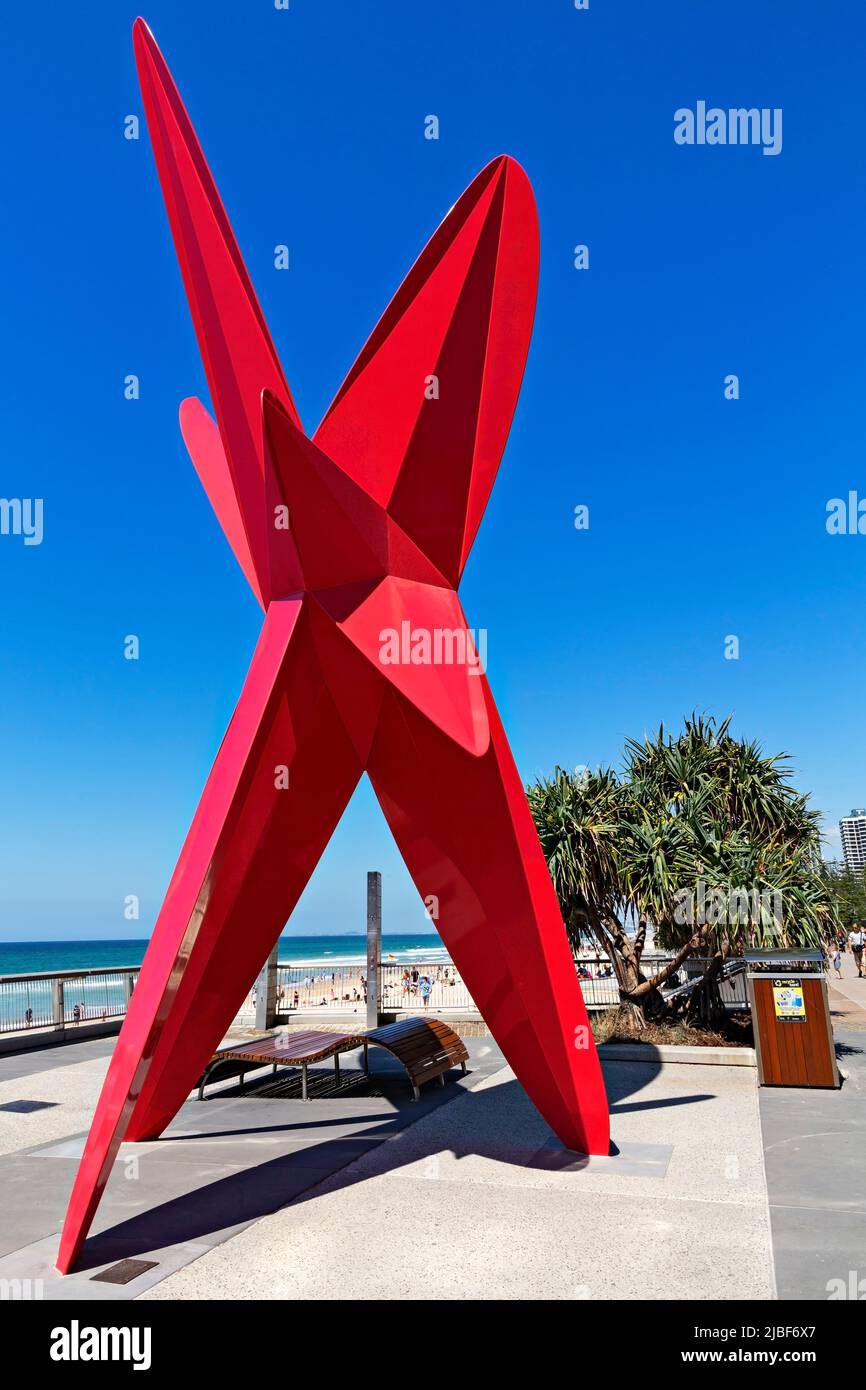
[243, 960, 468, 1015]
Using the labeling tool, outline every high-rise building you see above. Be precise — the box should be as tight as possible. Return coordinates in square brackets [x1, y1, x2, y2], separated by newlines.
[840, 809, 866, 874]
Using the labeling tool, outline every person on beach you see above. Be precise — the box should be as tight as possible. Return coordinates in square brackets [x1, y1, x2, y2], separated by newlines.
[849, 923, 865, 977]
[24, 1007, 32, 1028]
[419, 975, 433, 1009]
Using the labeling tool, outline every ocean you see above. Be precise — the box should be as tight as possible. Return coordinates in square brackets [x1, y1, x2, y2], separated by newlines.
[0, 933, 451, 1032]
[0, 933, 449, 977]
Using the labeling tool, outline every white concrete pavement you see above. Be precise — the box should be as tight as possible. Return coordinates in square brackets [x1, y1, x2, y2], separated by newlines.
[0, 1021, 776, 1301]
[141, 1054, 774, 1302]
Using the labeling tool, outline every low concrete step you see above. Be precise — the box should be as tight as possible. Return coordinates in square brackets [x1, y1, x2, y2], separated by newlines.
[599, 1041, 756, 1066]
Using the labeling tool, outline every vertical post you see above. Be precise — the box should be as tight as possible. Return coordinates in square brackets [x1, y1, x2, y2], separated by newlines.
[255, 942, 279, 1030]
[52, 978, 65, 1034]
[123, 972, 135, 1010]
[366, 870, 382, 1030]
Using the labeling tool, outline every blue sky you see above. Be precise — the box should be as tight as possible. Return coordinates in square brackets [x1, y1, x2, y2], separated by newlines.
[1, 0, 864, 941]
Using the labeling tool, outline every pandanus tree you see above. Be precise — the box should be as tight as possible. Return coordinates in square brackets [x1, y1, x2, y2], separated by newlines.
[527, 715, 837, 1028]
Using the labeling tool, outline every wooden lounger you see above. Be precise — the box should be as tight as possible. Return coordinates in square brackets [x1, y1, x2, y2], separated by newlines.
[366, 1018, 469, 1100]
[197, 1030, 365, 1102]
[197, 1017, 469, 1103]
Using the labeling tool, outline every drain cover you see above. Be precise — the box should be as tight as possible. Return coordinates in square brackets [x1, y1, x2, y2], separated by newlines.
[0, 1100, 57, 1113]
[91, 1259, 158, 1285]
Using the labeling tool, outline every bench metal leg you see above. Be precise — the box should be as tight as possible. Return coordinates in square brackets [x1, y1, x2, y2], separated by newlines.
[438, 1074, 445, 1087]
[461, 1061, 467, 1074]
[334, 1055, 340, 1087]
[301, 1063, 308, 1102]
[363, 1041, 369, 1075]
[411, 1084, 420, 1102]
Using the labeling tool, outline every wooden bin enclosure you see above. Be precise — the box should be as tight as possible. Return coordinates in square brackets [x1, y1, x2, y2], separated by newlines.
[746, 949, 839, 1089]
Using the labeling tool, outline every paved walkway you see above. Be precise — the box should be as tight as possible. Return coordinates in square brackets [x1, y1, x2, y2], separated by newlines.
[759, 951, 866, 1300]
[0, 1032, 505, 1299]
[4, 964, 863, 1302]
[141, 1052, 774, 1302]
[0, 1027, 774, 1301]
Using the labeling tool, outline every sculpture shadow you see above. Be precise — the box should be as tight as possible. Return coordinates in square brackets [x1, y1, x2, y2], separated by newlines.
[71, 1052, 716, 1271]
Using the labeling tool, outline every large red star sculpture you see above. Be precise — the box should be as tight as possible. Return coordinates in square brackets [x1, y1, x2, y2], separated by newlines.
[56, 18, 610, 1274]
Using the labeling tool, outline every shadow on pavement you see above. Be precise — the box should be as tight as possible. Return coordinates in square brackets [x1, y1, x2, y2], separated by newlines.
[72, 1048, 717, 1270]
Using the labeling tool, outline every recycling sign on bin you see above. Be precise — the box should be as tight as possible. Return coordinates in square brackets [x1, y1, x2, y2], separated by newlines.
[772, 977, 806, 1022]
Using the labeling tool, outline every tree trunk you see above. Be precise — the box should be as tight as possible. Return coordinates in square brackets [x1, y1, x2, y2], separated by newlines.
[600, 916, 663, 1027]
[565, 907, 720, 1030]
[566, 908, 651, 1027]
[685, 946, 728, 1030]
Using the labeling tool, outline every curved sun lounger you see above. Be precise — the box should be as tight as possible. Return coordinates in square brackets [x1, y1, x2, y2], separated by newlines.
[197, 1016, 469, 1103]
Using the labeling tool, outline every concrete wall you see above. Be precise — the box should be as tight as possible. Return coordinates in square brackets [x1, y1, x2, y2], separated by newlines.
[0, 1018, 123, 1056]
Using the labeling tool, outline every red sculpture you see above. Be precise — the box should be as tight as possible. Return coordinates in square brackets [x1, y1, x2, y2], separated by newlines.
[56, 19, 609, 1274]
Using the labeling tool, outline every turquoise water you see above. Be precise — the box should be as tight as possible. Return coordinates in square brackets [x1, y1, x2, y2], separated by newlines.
[0, 933, 447, 976]
[0, 933, 448, 1032]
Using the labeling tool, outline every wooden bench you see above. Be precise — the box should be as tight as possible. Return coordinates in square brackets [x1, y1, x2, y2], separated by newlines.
[197, 1030, 366, 1102]
[365, 1017, 469, 1100]
[197, 1017, 468, 1103]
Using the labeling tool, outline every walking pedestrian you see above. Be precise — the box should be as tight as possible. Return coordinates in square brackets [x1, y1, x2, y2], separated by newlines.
[832, 944, 843, 980]
[849, 923, 865, 977]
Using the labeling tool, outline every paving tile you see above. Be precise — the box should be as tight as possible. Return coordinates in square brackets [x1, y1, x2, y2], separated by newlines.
[758, 967, 866, 1298]
[0, 1032, 506, 1297]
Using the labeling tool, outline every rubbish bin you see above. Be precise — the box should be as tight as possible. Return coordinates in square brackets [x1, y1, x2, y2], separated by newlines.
[745, 949, 839, 1088]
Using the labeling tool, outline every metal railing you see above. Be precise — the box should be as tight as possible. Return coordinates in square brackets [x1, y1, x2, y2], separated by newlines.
[380, 963, 472, 1012]
[271, 952, 750, 1018]
[577, 953, 749, 1011]
[0, 968, 139, 1036]
[676, 956, 749, 1009]
[0, 950, 750, 1039]
[272, 961, 474, 1015]
[273, 962, 370, 1016]
[573, 960, 621, 1010]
